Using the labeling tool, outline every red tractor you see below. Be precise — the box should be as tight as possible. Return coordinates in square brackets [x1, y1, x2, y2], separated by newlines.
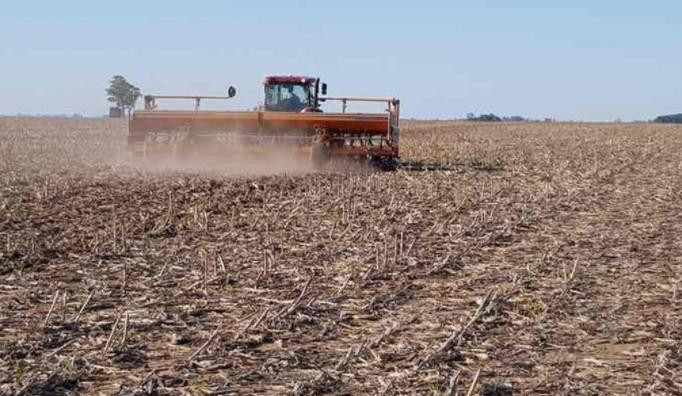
[129, 76, 400, 169]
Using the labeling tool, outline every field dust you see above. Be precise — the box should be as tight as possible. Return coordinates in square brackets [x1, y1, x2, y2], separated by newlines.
[1, 117, 682, 395]
[129, 144, 316, 176]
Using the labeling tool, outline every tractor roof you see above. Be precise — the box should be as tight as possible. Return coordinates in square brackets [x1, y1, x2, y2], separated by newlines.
[264, 76, 317, 85]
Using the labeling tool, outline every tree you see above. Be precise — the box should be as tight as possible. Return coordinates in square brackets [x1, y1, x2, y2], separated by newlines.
[503, 115, 526, 122]
[106, 75, 141, 118]
[475, 113, 502, 122]
[654, 113, 682, 124]
[465, 113, 502, 122]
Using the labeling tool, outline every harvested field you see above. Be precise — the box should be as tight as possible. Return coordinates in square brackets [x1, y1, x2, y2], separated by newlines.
[1, 117, 681, 395]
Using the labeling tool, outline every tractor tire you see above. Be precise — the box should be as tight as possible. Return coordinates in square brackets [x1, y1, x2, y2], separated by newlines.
[370, 156, 398, 171]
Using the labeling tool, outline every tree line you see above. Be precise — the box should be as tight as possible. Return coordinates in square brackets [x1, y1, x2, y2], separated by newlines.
[465, 113, 554, 122]
[653, 113, 682, 124]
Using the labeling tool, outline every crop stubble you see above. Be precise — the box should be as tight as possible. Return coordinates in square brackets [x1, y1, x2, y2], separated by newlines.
[0, 117, 681, 395]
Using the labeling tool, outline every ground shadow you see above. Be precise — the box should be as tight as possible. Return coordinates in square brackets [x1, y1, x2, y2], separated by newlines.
[398, 159, 504, 172]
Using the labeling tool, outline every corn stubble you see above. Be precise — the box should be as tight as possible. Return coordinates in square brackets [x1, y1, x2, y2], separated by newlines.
[1, 117, 681, 395]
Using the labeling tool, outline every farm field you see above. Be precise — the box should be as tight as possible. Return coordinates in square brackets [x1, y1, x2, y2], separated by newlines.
[1, 117, 681, 395]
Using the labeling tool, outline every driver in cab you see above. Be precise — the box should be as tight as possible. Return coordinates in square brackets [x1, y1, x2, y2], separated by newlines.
[281, 86, 305, 112]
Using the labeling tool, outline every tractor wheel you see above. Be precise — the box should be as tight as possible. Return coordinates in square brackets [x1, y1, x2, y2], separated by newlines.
[370, 156, 398, 171]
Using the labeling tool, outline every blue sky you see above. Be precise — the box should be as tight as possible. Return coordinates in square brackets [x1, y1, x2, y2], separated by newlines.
[1, 0, 680, 120]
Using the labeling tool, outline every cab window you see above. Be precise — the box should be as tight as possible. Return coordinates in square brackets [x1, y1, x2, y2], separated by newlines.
[265, 83, 311, 111]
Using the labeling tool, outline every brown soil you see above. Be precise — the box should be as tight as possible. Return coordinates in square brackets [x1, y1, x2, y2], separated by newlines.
[1, 117, 681, 395]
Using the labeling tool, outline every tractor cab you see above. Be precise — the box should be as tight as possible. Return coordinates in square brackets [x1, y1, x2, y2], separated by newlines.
[263, 76, 326, 112]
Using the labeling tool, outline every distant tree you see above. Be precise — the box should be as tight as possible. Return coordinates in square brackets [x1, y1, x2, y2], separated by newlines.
[476, 113, 502, 122]
[503, 115, 526, 122]
[654, 113, 682, 124]
[106, 75, 141, 118]
[466, 113, 502, 122]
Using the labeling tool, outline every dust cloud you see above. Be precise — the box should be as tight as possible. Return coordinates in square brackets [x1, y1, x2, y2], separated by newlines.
[124, 142, 317, 175]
